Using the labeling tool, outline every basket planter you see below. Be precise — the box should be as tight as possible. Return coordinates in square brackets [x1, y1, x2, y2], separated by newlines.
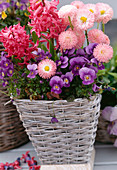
[14, 94, 101, 165]
[0, 86, 29, 152]
[96, 112, 116, 144]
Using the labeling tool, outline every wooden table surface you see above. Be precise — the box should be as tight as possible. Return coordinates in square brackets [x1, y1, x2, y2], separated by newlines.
[0, 142, 117, 170]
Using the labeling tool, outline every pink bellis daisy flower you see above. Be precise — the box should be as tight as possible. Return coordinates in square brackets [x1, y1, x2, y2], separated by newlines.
[95, 3, 113, 24]
[69, 27, 85, 49]
[38, 59, 57, 79]
[73, 8, 95, 31]
[58, 5, 78, 26]
[58, 30, 78, 50]
[93, 44, 113, 63]
[84, 3, 100, 22]
[88, 29, 110, 45]
[71, 1, 84, 9]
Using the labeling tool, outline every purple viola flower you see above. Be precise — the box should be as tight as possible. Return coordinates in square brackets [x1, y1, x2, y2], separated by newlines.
[79, 67, 96, 85]
[109, 120, 117, 136]
[45, 51, 52, 59]
[32, 48, 45, 61]
[61, 72, 73, 87]
[49, 76, 64, 94]
[16, 88, 20, 96]
[7, 67, 14, 77]
[91, 58, 105, 70]
[102, 107, 117, 122]
[69, 57, 86, 76]
[56, 56, 68, 68]
[0, 69, 5, 79]
[85, 43, 98, 55]
[63, 48, 76, 58]
[2, 79, 8, 87]
[92, 84, 100, 92]
[27, 64, 38, 79]
[51, 117, 58, 123]
[76, 48, 86, 57]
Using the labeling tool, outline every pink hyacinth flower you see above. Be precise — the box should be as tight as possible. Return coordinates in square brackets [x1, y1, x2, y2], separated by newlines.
[38, 59, 57, 79]
[93, 43, 113, 63]
[96, 3, 113, 24]
[58, 30, 78, 50]
[73, 8, 95, 31]
[88, 29, 110, 45]
[58, 5, 78, 26]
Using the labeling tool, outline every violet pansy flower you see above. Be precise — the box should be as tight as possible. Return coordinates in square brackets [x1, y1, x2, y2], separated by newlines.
[85, 43, 98, 55]
[79, 67, 96, 85]
[27, 64, 38, 79]
[49, 76, 64, 94]
[92, 84, 100, 92]
[69, 57, 86, 76]
[61, 72, 73, 87]
[56, 56, 68, 68]
[91, 58, 105, 70]
[2, 79, 8, 87]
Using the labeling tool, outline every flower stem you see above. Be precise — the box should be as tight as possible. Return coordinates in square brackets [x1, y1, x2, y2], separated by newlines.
[42, 0, 45, 6]
[0, 89, 9, 96]
[85, 30, 89, 46]
[97, 23, 99, 29]
[102, 23, 105, 33]
[68, 16, 74, 30]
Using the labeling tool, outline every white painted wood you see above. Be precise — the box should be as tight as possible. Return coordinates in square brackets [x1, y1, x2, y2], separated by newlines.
[1, 142, 117, 169]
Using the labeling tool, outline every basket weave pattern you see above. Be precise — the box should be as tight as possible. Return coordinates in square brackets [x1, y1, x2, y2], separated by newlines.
[96, 113, 116, 144]
[0, 86, 29, 152]
[14, 94, 101, 165]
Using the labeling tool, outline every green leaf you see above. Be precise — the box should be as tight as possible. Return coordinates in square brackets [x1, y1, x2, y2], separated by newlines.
[108, 72, 117, 79]
[102, 77, 110, 84]
[97, 69, 106, 76]
[32, 31, 38, 44]
[49, 39, 55, 60]
[41, 44, 48, 52]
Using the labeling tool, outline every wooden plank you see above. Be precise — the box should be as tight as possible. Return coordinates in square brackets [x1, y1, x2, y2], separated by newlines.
[41, 149, 95, 170]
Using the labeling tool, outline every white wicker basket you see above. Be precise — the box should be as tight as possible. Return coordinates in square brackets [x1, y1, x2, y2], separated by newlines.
[14, 94, 101, 165]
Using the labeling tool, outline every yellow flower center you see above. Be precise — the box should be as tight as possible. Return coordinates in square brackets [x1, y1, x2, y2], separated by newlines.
[100, 10, 105, 15]
[98, 62, 101, 66]
[76, 66, 79, 70]
[10, 70, 12, 74]
[89, 9, 94, 13]
[31, 72, 34, 75]
[80, 16, 87, 23]
[64, 78, 68, 83]
[6, 63, 8, 66]
[2, 72, 4, 77]
[86, 76, 89, 80]
[55, 85, 58, 89]
[2, 11, 7, 20]
[5, 81, 8, 85]
[46, 56, 49, 59]
[58, 61, 61, 65]
[101, 50, 105, 54]
[44, 66, 50, 71]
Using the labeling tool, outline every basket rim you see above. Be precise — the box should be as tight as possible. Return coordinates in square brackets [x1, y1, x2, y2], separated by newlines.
[14, 94, 101, 104]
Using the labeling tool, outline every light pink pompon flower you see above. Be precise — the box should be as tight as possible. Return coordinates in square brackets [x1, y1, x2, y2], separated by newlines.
[96, 3, 113, 24]
[71, 1, 84, 9]
[93, 44, 113, 63]
[58, 30, 78, 50]
[88, 29, 110, 45]
[38, 59, 57, 79]
[58, 5, 78, 26]
[73, 8, 95, 31]
[84, 4, 100, 22]
[69, 27, 85, 49]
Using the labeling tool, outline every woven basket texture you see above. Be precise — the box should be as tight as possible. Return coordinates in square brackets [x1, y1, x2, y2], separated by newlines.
[14, 94, 101, 165]
[0, 86, 29, 152]
[96, 112, 116, 144]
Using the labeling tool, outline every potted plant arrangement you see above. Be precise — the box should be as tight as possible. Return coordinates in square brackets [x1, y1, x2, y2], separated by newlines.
[0, 0, 114, 165]
[0, 0, 29, 152]
[96, 45, 117, 146]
